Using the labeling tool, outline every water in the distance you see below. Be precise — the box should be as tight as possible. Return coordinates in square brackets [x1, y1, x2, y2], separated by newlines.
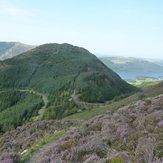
[116, 71, 163, 80]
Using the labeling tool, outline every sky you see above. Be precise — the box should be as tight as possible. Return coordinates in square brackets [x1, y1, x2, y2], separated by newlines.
[0, 0, 163, 59]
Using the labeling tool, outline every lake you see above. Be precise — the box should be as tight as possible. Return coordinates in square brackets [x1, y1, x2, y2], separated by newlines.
[116, 71, 163, 80]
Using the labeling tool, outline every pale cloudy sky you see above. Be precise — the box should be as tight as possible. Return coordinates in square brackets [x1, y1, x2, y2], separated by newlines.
[0, 0, 163, 59]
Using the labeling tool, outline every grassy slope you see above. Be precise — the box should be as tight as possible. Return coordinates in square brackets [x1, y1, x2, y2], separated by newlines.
[126, 77, 160, 88]
[40, 94, 163, 163]
[65, 81, 163, 120]
[34, 81, 163, 163]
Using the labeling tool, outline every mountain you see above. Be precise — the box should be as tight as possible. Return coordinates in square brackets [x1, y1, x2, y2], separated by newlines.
[99, 56, 163, 72]
[0, 43, 138, 132]
[0, 42, 36, 60]
[154, 60, 163, 67]
[0, 43, 138, 101]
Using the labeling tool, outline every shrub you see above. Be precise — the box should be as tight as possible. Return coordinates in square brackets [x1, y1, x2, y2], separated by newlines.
[0, 152, 20, 163]
[138, 94, 145, 100]
[144, 99, 152, 105]
[111, 157, 125, 163]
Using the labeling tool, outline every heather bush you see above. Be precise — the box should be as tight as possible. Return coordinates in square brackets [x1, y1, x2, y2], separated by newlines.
[135, 137, 155, 163]
[0, 119, 80, 159]
[87, 121, 102, 132]
[138, 94, 146, 100]
[39, 95, 163, 162]
[58, 138, 77, 151]
[0, 152, 20, 163]
[158, 120, 163, 126]
[1, 94, 163, 162]
[83, 153, 104, 163]
[153, 159, 163, 163]
[116, 124, 128, 139]
[144, 99, 152, 105]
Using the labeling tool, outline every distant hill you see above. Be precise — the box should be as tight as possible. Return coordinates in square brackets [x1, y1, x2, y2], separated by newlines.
[0, 42, 36, 60]
[154, 60, 163, 67]
[0, 43, 138, 132]
[99, 56, 163, 72]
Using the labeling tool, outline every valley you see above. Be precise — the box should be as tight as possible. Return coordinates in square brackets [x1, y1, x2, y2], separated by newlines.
[1, 0, 163, 162]
[99, 56, 163, 88]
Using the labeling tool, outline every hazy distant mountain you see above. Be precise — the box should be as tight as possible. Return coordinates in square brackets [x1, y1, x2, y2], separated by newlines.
[154, 60, 163, 67]
[99, 56, 163, 72]
[0, 42, 36, 60]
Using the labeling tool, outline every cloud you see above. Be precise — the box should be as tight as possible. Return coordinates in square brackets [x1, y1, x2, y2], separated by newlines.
[0, 3, 35, 18]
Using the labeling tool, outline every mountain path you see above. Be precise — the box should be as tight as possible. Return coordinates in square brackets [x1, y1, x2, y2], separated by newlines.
[19, 89, 48, 117]
[25, 139, 57, 163]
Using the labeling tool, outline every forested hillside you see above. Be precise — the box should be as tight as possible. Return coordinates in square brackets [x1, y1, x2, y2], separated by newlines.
[0, 90, 43, 133]
[0, 43, 138, 133]
[0, 43, 138, 98]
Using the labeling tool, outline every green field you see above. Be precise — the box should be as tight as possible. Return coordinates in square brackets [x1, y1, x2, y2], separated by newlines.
[126, 76, 161, 88]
